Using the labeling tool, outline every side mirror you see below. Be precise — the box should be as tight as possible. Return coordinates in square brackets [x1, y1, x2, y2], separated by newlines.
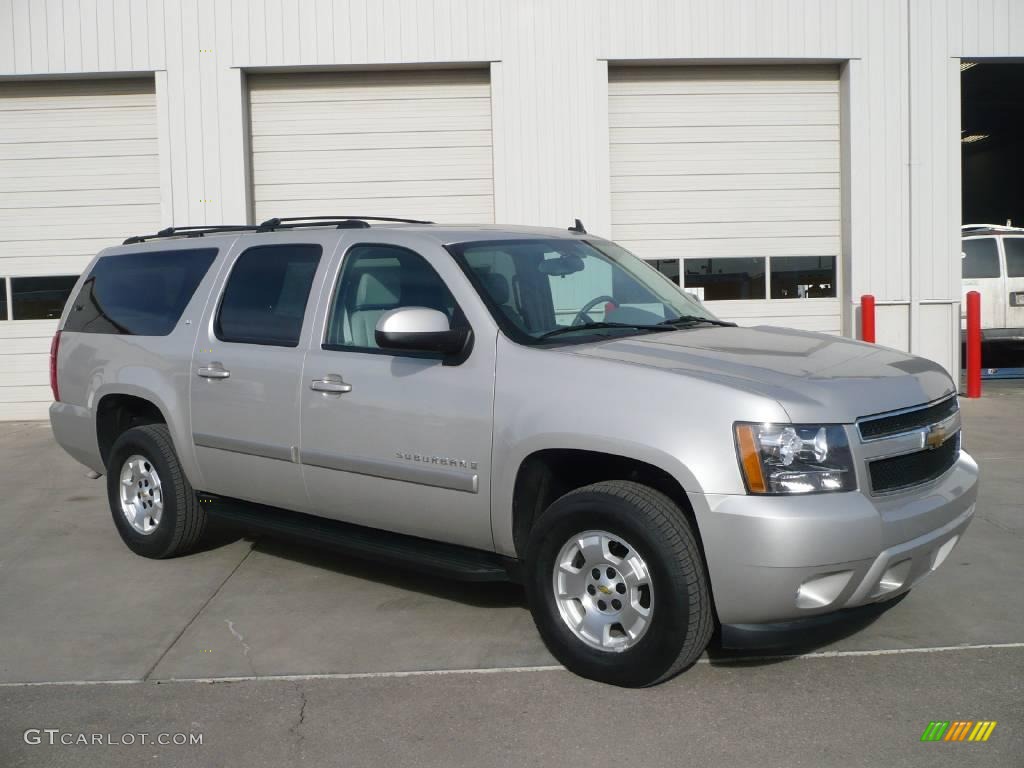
[374, 307, 470, 357]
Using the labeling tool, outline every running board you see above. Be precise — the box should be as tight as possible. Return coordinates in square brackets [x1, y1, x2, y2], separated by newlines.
[199, 493, 518, 583]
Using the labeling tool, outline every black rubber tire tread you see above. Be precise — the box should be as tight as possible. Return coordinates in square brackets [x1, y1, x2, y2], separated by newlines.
[525, 480, 714, 687]
[106, 424, 207, 559]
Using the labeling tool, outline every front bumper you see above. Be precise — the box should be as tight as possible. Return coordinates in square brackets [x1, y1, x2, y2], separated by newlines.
[691, 451, 978, 624]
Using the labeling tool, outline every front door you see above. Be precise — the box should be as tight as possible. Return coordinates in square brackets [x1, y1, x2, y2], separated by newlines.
[299, 240, 495, 551]
[190, 235, 331, 511]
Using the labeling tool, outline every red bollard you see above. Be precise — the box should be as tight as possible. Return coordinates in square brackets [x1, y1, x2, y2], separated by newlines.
[966, 290, 982, 398]
[861, 294, 876, 343]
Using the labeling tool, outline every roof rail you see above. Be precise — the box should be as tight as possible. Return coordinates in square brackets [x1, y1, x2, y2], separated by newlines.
[258, 215, 434, 231]
[962, 223, 1022, 233]
[123, 215, 435, 244]
[123, 225, 262, 245]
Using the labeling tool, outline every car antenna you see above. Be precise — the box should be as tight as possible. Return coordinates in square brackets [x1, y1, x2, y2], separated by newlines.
[568, 218, 587, 234]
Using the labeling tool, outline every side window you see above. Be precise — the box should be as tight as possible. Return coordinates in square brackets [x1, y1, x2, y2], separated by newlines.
[216, 244, 322, 347]
[1004, 238, 1024, 278]
[324, 244, 458, 351]
[65, 249, 217, 335]
[961, 238, 1000, 279]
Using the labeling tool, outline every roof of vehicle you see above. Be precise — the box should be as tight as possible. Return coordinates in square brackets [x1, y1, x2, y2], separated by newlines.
[119, 217, 598, 248]
[961, 223, 1024, 237]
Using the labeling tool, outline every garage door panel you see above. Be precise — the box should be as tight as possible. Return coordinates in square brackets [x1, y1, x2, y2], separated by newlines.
[8, 175, 160, 194]
[0, 124, 160, 144]
[611, 125, 839, 144]
[249, 69, 494, 224]
[249, 70, 489, 100]
[610, 93, 838, 115]
[618, 237, 841, 259]
[611, 141, 840, 163]
[614, 206, 840, 225]
[609, 110, 839, 129]
[0, 139, 158, 161]
[614, 220, 839, 241]
[252, 145, 492, 172]
[0, 107, 157, 131]
[609, 64, 837, 85]
[610, 157, 838, 176]
[255, 178, 493, 202]
[252, 129, 493, 153]
[0, 189, 161, 209]
[611, 188, 841, 211]
[611, 172, 839, 193]
[0, 155, 158, 179]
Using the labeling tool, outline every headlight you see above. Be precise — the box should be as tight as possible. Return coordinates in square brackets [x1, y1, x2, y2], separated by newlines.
[734, 423, 856, 494]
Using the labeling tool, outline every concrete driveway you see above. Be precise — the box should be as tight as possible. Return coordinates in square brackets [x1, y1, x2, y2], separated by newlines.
[1, 387, 1022, 767]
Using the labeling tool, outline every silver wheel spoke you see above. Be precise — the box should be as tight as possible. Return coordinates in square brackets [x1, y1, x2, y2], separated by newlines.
[551, 529, 654, 653]
[118, 454, 164, 536]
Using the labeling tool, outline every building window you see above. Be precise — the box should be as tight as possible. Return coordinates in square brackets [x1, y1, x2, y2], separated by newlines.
[681, 256, 837, 300]
[0, 278, 7, 320]
[11, 276, 79, 320]
[684, 258, 766, 301]
[770, 256, 836, 299]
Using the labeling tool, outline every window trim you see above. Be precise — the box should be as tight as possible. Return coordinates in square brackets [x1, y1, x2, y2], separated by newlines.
[213, 242, 324, 348]
[320, 242, 474, 364]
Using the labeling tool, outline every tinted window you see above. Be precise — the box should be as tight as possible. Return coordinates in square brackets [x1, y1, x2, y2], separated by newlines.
[961, 238, 1000, 279]
[216, 244, 321, 347]
[770, 256, 836, 299]
[325, 244, 457, 351]
[65, 250, 216, 335]
[12, 275, 79, 320]
[0, 278, 7, 320]
[1004, 238, 1024, 277]
[684, 257, 766, 300]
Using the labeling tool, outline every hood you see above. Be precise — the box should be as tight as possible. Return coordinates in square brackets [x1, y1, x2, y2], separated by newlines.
[564, 325, 955, 423]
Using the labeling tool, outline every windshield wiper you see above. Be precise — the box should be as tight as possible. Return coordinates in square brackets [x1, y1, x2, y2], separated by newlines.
[537, 322, 668, 341]
[657, 315, 736, 328]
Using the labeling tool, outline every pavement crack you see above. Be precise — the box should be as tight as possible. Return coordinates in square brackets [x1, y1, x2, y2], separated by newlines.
[224, 619, 252, 658]
[289, 684, 309, 757]
[141, 542, 254, 681]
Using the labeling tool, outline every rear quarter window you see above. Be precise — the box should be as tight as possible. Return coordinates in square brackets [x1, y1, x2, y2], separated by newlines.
[64, 248, 218, 335]
[961, 238, 1000, 279]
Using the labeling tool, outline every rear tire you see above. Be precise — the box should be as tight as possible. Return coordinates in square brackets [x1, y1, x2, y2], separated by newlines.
[106, 424, 207, 558]
[524, 480, 713, 687]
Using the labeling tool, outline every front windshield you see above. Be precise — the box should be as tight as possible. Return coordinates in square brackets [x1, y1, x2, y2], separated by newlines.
[447, 238, 721, 344]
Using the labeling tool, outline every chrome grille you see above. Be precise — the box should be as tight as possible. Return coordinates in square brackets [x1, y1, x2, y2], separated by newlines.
[858, 396, 959, 441]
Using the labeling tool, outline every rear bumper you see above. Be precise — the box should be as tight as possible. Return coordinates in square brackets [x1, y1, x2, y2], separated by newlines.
[691, 451, 978, 624]
[49, 402, 104, 475]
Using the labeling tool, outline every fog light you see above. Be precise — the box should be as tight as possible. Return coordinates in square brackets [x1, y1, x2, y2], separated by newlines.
[870, 559, 912, 598]
[795, 571, 853, 609]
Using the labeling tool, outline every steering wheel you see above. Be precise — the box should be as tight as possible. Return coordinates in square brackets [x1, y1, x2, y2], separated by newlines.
[571, 295, 617, 326]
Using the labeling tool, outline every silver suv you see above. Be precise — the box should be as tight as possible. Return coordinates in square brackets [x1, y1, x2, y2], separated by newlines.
[49, 216, 978, 687]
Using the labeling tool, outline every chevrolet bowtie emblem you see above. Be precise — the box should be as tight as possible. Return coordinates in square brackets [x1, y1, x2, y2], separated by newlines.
[597, 585, 613, 595]
[925, 424, 948, 450]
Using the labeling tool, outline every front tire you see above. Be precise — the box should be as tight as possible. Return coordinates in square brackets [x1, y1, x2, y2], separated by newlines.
[525, 481, 713, 687]
[106, 424, 207, 559]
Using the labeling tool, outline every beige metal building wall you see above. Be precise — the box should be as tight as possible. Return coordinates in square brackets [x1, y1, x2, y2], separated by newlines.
[248, 69, 494, 224]
[609, 64, 841, 333]
[0, 77, 160, 420]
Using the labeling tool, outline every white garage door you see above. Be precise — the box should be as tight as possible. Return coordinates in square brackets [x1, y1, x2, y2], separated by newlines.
[0, 78, 160, 421]
[249, 69, 494, 224]
[609, 65, 841, 333]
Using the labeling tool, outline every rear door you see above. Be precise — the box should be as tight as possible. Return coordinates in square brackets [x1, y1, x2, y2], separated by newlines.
[298, 235, 496, 551]
[1002, 236, 1024, 331]
[961, 236, 1004, 330]
[189, 233, 335, 511]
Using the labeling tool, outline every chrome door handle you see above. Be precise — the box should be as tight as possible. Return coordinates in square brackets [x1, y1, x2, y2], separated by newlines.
[197, 365, 230, 379]
[310, 376, 352, 394]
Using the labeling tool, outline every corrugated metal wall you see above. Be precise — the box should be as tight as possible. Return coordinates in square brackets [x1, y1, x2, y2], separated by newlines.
[1, 0, 1023, 378]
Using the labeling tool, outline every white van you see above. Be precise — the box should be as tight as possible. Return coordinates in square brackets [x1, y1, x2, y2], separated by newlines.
[961, 224, 1024, 345]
